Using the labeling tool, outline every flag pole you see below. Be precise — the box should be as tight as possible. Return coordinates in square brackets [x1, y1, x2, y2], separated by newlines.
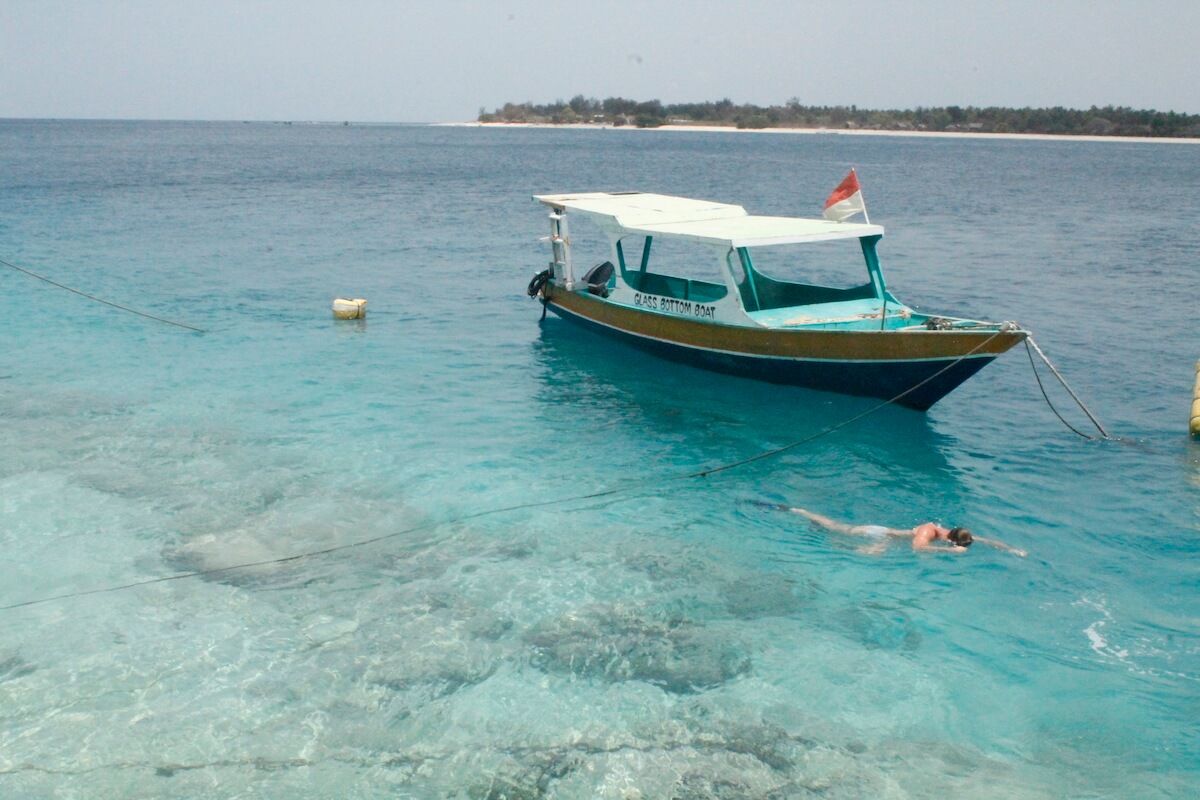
[858, 170, 870, 224]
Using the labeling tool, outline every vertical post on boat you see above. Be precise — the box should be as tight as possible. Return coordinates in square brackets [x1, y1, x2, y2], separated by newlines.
[548, 211, 575, 290]
[638, 236, 653, 285]
[846, 173, 882, 325]
[735, 248, 761, 312]
[860, 235, 888, 328]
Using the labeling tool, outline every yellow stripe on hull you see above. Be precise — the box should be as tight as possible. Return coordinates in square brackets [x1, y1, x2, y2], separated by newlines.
[546, 286, 1025, 363]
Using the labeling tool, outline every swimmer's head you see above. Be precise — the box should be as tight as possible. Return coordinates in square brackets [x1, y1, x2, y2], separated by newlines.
[947, 527, 973, 547]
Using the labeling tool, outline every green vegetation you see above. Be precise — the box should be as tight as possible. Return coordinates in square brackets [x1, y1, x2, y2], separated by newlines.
[478, 96, 1200, 138]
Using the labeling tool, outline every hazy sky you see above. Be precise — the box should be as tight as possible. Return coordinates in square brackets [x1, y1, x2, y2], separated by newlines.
[2, 1, 1197, 122]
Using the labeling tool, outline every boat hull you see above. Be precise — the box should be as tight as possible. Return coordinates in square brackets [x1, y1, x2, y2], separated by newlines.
[542, 286, 1025, 411]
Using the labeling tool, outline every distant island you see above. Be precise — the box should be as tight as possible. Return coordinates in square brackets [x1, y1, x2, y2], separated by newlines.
[478, 97, 1200, 138]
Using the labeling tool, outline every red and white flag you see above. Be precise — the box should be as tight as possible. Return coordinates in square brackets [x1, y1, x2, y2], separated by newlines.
[823, 169, 868, 222]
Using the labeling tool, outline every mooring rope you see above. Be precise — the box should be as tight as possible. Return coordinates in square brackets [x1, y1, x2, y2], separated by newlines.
[2, 324, 1038, 612]
[1023, 336, 1111, 440]
[0, 255, 205, 333]
[0, 488, 624, 612]
[692, 323, 1020, 477]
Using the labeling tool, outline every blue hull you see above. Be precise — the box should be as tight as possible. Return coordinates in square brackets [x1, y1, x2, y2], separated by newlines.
[544, 300, 996, 411]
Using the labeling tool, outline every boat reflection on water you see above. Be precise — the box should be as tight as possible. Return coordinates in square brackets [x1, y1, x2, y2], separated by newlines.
[529, 316, 965, 488]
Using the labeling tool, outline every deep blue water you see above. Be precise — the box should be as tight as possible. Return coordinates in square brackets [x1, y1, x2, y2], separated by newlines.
[2, 120, 1199, 798]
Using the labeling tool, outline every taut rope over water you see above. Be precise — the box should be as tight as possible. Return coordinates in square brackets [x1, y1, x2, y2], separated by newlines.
[0, 323, 1113, 612]
[0, 255, 205, 333]
[693, 323, 1021, 477]
[1023, 336, 1111, 440]
[0, 325, 1027, 611]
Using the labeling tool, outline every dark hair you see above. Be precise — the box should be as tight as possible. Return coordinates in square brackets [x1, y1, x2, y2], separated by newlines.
[948, 527, 973, 547]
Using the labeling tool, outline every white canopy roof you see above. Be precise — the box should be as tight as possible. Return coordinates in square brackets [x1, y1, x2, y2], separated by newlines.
[534, 192, 884, 247]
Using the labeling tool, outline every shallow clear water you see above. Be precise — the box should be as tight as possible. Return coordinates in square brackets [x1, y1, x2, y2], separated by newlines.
[2, 120, 1198, 798]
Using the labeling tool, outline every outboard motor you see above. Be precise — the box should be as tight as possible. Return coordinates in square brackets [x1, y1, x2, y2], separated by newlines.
[581, 261, 615, 297]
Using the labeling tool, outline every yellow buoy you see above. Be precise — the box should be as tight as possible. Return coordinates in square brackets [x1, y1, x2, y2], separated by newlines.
[332, 298, 366, 320]
[1191, 360, 1200, 437]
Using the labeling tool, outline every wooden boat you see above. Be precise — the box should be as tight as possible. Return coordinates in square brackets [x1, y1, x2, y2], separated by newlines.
[528, 191, 1026, 410]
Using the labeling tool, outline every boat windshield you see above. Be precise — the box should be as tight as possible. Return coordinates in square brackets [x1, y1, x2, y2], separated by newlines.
[745, 239, 872, 289]
[615, 234, 729, 303]
[735, 239, 876, 311]
[562, 215, 613, 278]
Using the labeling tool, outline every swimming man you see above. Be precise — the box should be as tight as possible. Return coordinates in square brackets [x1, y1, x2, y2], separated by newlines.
[770, 505, 1026, 556]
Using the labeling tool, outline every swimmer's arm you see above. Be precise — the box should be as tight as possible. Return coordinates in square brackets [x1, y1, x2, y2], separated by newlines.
[973, 536, 1027, 557]
[912, 541, 968, 553]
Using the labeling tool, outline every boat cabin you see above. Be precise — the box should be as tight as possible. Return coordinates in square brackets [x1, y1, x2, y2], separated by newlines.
[534, 191, 922, 331]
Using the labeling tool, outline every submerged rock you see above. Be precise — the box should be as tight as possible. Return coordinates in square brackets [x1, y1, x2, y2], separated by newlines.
[368, 638, 500, 700]
[622, 546, 815, 621]
[468, 749, 588, 800]
[469, 740, 817, 800]
[164, 530, 290, 586]
[833, 602, 922, 652]
[0, 653, 35, 682]
[526, 604, 750, 693]
[720, 574, 814, 620]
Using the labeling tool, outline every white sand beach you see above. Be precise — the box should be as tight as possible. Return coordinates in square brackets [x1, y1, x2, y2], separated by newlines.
[442, 120, 1200, 145]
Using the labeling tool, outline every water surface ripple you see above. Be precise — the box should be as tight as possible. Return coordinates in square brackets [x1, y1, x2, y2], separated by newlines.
[1, 120, 1198, 798]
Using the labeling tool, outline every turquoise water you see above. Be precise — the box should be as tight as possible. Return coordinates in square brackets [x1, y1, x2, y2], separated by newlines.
[2, 120, 1199, 798]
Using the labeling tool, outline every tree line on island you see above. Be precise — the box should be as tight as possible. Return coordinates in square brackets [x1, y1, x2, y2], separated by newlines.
[478, 96, 1200, 138]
